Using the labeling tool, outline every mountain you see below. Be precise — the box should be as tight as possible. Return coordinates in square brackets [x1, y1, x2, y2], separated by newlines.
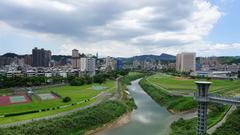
[1, 53, 19, 58]
[117, 53, 176, 64]
[159, 53, 176, 61]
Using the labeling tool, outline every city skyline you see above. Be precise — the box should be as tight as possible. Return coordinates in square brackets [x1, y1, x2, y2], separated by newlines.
[0, 0, 240, 57]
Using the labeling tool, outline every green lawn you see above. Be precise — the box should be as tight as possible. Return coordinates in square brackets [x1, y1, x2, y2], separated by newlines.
[0, 80, 115, 124]
[147, 73, 240, 95]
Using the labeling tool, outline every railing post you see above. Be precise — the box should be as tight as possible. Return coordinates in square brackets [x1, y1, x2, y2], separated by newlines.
[195, 81, 212, 135]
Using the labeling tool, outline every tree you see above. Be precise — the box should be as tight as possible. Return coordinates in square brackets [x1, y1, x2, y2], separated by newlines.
[93, 74, 106, 84]
[84, 75, 93, 84]
[70, 78, 85, 86]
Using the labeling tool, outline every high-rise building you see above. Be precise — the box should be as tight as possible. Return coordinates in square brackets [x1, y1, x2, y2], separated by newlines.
[106, 56, 117, 71]
[200, 57, 219, 66]
[24, 55, 32, 66]
[0, 57, 14, 67]
[32, 47, 51, 67]
[80, 55, 96, 76]
[72, 49, 81, 69]
[176, 52, 196, 72]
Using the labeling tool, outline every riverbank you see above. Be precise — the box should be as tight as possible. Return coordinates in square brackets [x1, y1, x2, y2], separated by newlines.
[139, 78, 197, 113]
[85, 112, 132, 135]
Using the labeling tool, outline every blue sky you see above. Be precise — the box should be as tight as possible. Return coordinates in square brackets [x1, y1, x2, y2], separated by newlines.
[0, 0, 240, 57]
[207, 0, 240, 43]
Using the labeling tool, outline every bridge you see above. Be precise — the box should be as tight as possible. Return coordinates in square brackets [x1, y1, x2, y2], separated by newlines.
[194, 81, 240, 135]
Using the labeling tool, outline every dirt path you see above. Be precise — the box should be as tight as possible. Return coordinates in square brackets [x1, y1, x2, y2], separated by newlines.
[207, 106, 236, 134]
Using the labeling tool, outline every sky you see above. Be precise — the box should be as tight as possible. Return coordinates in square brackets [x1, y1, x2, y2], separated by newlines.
[0, 0, 240, 57]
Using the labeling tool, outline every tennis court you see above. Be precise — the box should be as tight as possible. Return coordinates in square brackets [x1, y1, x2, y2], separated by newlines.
[0, 95, 31, 106]
[37, 93, 58, 100]
[92, 85, 108, 90]
[10, 96, 27, 103]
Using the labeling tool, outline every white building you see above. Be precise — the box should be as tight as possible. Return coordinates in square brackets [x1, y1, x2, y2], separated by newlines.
[176, 52, 196, 72]
[80, 55, 96, 76]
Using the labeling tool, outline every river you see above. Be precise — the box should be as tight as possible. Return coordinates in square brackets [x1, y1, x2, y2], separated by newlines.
[97, 79, 195, 135]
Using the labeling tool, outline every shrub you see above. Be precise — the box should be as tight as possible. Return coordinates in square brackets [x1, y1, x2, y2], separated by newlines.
[62, 97, 71, 102]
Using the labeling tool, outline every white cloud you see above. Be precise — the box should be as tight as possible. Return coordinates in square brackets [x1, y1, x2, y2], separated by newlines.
[0, 0, 238, 57]
[60, 40, 141, 57]
[7, 0, 76, 12]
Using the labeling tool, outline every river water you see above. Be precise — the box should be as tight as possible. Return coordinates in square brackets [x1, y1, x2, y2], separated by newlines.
[98, 79, 194, 135]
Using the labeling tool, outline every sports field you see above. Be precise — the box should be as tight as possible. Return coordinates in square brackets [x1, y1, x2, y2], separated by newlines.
[36, 93, 58, 100]
[0, 80, 115, 124]
[147, 73, 240, 95]
[0, 95, 31, 106]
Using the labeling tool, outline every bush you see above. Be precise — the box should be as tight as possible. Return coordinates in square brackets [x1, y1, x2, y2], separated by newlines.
[4, 110, 39, 117]
[62, 97, 71, 102]
[70, 78, 85, 86]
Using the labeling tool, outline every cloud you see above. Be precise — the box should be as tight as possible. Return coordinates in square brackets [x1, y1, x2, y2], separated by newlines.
[0, 0, 236, 57]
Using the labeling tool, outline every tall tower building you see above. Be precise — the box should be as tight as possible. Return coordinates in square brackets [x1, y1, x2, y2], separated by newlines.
[176, 52, 196, 72]
[32, 47, 51, 67]
[80, 54, 96, 76]
[72, 49, 81, 69]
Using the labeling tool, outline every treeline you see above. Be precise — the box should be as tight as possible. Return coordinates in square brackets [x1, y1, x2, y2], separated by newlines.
[0, 69, 130, 88]
[0, 75, 68, 88]
[139, 78, 197, 112]
[0, 76, 49, 88]
[69, 69, 130, 86]
[0, 101, 134, 135]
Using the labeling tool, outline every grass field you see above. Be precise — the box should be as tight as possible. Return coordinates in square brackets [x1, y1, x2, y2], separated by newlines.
[0, 80, 115, 124]
[147, 73, 240, 95]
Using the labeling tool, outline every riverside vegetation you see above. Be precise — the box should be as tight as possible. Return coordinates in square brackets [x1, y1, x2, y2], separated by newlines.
[212, 108, 240, 135]
[139, 78, 196, 112]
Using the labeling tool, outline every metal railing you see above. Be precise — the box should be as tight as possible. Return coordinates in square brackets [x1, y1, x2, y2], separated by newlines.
[194, 92, 209, 102]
